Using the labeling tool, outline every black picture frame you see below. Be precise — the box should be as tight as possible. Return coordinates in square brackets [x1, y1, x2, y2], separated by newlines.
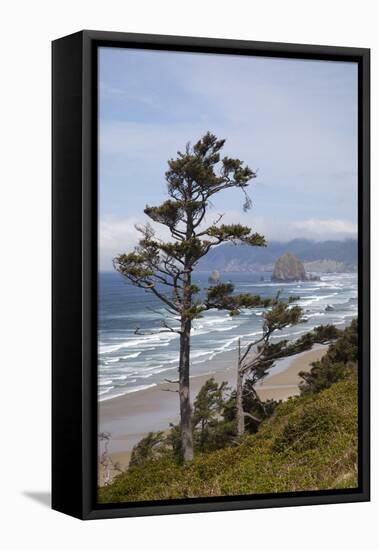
[52, 30, 370, 520]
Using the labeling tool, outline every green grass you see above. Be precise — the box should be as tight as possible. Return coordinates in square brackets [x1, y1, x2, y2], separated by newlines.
[98, 374, 358, 503]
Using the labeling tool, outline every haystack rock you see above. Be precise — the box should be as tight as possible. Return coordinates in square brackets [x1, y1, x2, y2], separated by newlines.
[271, 253, 307, 282]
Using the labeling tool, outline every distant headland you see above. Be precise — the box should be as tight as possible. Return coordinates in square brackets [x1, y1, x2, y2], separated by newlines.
[198, 239, 357, 273]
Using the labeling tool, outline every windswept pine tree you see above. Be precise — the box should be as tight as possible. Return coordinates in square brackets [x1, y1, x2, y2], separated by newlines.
[236, 299, 305, 436]
[114, 132, 270, 461]
[236, 311, 341, 435]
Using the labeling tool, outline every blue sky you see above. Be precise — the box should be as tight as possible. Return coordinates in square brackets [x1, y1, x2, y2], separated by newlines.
[99, 47, 358, 271]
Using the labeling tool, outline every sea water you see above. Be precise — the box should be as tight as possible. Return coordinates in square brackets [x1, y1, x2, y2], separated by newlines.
[98, 271, 358, 401]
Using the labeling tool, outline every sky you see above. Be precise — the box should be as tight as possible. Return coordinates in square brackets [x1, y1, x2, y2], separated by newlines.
[98, 47, 358, 271]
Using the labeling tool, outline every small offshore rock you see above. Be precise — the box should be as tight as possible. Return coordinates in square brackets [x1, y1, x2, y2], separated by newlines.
[208, 270, 220, 284]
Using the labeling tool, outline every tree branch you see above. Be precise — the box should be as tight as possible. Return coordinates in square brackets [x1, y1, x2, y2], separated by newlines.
[243, 412, 262, 423]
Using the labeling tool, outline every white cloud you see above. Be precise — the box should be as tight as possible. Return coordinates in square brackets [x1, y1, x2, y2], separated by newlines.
[198, 211, 357, 242]
[99, 217, 171, 271]
[291, 219, 357, 240]
[99, 213, 357, 271]
[99, 218, 139, 271]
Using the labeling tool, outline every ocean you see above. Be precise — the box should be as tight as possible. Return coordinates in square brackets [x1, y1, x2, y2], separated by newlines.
[98, 271, 358, 402]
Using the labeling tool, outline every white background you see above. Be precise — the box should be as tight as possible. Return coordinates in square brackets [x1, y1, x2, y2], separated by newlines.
[0, 1, 376, 548]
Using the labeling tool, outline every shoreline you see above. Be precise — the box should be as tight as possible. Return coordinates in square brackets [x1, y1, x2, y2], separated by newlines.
[99, 348, 238, 453]
[98, 344, 328, 485]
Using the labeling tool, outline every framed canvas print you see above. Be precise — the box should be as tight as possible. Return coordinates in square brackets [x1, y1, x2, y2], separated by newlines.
[52, 30, 370, 520]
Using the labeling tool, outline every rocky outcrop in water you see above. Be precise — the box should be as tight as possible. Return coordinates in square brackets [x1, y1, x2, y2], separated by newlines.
[208, 270, 220, 284]
[271, 253, 319, 282]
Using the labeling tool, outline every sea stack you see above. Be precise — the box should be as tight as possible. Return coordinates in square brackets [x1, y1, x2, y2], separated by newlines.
[208, 270, 220, 284]
[271, 253, 307, 282]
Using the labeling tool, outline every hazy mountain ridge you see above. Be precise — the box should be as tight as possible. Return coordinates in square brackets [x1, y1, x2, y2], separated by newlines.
[198, 239, 357, 273]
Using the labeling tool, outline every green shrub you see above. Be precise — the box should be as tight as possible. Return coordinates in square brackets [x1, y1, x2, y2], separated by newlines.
[99, 374, 358, 503]
[299, 319, 357, 394]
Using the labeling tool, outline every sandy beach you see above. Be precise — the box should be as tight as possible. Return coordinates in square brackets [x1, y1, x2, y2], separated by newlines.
[98, 344, 328, 484]
[254, 345, 328, 400]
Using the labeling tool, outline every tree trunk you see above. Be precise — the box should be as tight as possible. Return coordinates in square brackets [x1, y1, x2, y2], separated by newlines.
[178, 189, 195, 462]
[236, 339, 245, 437]
[179, 316, 194, 461]
[178, 260, 194, 462]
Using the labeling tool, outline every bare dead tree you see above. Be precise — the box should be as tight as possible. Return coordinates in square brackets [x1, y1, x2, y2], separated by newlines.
[98, 432, 124, 485]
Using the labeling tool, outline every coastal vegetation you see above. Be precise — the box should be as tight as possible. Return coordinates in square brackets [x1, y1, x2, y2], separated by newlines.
[113, 132, 273, 461]
[98, 320, 358, 502]
[104, 133, 359, 499]
[95, 43, 362, 513]
[235, 297, 305, 436]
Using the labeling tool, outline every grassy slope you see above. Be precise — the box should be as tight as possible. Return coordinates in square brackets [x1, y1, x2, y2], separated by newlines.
[99, 375, 358, 503]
